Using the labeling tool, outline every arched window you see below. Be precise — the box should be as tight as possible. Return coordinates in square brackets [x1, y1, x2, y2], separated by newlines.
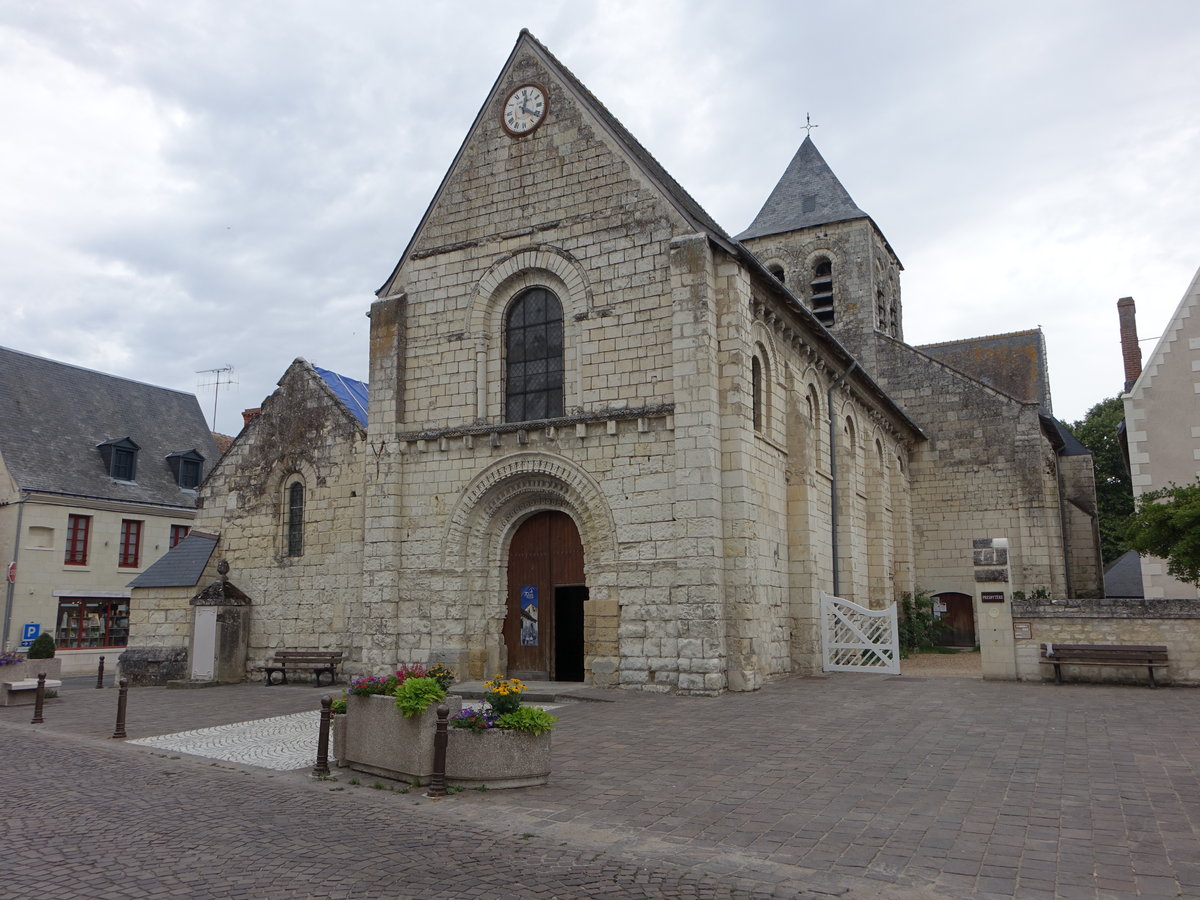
[810, 257, 834, 326]
[767, 263, 785, 283]
[752, 356, 763, 431]
[505, 287, 564, 422]
[286, 480, 304, 557]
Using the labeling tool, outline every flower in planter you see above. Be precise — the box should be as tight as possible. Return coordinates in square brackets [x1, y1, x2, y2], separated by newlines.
[451, 707, 499, 732]
[0, 650, 22, 666]
[482, 675, 526, 715]
[349, 674, 399, 696]
[425, 662, 455, 692]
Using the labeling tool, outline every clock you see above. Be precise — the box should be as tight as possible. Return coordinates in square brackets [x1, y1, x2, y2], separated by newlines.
[501, 84, 548, 136]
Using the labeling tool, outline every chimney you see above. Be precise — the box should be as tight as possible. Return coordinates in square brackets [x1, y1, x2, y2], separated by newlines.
[241, 407, 262, 427]
[1117, 296, 1142, 392]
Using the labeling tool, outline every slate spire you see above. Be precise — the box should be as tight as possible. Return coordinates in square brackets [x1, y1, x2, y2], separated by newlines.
[736, 137, 868, 241]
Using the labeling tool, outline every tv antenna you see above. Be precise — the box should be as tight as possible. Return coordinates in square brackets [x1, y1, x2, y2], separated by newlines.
[196, 365, 237, 431]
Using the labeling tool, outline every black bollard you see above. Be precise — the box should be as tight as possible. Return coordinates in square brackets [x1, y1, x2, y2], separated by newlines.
[426, 703, 450, 798]
[112, 679, 129, 739]
[31, 672, 47, 725]
[313, 695, 332, 777]
[96, 655, 105, 689]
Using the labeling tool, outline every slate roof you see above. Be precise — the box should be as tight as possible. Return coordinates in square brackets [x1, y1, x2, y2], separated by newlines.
[127, 531, 218, 589]
[0, 346, 219, 506]
[736, 137, 870, 241]
[917, 329, 1052, 414]
[314, 366, 368, 427]
[1104, 550, 1144, 598]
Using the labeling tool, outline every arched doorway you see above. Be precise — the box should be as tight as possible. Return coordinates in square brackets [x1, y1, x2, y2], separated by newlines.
[504, 510, 587, 681]
[934, 591, 976, 647]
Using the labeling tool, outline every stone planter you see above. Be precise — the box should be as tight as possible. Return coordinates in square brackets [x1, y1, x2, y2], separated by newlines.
[2, 658, 63, 681]
[331, 713, 347, 767]
[0, 658, 64, 707]
[342, 694, 552, 788]
[445, 727, 551, 789]
[344, 693, 464, 785]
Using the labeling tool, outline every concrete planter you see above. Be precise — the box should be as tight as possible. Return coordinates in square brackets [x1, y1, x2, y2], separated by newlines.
[1, 658, 63, 681]
[331, 713, 347, 768]
[446, 727, 551, 789]
[344, 693, 464, 785]
[342, 694, 551, 788]
[0, 658, 64, 706]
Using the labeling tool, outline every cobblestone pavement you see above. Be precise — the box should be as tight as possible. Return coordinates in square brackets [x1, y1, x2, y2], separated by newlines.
[3, 673, 1199, 899]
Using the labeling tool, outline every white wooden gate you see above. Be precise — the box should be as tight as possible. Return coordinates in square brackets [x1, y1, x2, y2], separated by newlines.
[820, 591, 900, 674]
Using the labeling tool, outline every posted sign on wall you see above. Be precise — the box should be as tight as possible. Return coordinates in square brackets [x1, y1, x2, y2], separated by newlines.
[20, 623, 40, 649]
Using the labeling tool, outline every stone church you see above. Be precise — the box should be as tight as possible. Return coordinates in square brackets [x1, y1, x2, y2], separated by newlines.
[126, 31, 1101, 694]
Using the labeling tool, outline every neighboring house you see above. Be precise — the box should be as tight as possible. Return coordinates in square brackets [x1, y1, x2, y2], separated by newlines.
[1119, 268, 1200, 599]
[125, 359, 367, 679]
[129, 31, 1101, 692]
[0, 347, 218, 673]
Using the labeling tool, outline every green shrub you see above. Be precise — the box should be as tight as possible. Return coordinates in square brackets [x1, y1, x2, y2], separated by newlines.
[496, 706, 558, 736]
[392, 676, 446, 718]
[898, 590, 942, 655]
[27, 633, 56, 659]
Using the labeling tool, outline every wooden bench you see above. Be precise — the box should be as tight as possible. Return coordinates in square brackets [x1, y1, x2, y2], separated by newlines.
[1040, 643, 1169, 688]
[262, 651, 342, 687]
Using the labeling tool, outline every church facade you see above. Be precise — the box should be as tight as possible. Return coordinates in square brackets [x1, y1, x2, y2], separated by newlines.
[127, 32, 1100, 693]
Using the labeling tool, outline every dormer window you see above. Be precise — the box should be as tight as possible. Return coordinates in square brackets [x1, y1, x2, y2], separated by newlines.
[98, 437, 140, 482]
[166, 450, 206, 489]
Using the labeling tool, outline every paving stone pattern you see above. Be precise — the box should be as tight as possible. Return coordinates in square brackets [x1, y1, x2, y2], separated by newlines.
[128, 711, 323, 771]
[3, 675, 1199, 899]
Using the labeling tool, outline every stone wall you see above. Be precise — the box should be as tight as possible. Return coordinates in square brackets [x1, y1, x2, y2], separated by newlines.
[873, 338, 1069, 600]
[128, 361, 367, 675]
[1013, 597, 1200, 684]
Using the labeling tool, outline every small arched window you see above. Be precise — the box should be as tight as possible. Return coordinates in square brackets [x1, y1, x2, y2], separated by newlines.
[752, 356, 763, 431]
[505, 287, 564, 422]
[810, 257, 834, 326]
[286, 481, 304, 557]
[767, 263, 785, 283]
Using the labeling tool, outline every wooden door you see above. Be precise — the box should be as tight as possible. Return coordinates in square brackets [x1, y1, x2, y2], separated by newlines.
[934, 592, 976, 647]
[504, 511, 585, 680]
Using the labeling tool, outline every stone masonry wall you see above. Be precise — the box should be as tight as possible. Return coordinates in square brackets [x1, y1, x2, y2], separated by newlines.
[873, 338, 1069, 599]
[1013, 597, 1200, 684]
[185, 363, 365, 673]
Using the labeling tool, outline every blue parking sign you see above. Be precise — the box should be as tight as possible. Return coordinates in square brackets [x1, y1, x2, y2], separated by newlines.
[20, 623, 40, 648]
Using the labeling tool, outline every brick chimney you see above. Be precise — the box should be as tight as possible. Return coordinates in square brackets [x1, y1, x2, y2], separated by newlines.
[1117, 296, 1142, 392]
[241, 407, 262, 427]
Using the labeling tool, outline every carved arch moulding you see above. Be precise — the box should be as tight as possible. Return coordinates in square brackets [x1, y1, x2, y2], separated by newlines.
[442, 451, 617, 570]
[465, 244, 594, 337]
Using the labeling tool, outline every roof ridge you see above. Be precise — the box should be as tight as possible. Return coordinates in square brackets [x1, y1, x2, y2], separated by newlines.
[0, 344, 198, 398]
[916, 327, 1043, 350]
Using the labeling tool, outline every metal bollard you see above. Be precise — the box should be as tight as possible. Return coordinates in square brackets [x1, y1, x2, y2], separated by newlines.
[111, 679, 129, 739]
[312, 695, 332, 777]
[31, 673, 47, 725]
[426, 703, 449, 798]
[96, 655, 105, 689]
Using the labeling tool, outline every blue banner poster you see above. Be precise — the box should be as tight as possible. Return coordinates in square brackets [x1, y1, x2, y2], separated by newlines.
[520, 585, 539, 646]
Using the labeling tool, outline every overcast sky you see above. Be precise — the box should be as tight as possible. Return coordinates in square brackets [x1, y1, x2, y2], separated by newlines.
[3, 0, 1198, 436]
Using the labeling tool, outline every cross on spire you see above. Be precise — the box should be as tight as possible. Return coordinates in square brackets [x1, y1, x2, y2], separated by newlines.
[803, 113, 819, 136]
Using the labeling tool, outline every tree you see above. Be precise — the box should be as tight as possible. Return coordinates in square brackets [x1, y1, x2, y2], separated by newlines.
[1068, 397, 1133, 564]
[1124, 477, 1200, 587]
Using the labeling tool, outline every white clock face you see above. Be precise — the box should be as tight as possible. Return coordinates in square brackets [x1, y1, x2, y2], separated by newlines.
[502, 85, 547, 135]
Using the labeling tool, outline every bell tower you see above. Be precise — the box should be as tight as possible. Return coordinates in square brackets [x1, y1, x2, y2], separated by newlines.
[736, 137, 903, 370]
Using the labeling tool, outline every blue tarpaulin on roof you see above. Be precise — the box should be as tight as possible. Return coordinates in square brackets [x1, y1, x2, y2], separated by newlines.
[314, 366, 368, 426]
